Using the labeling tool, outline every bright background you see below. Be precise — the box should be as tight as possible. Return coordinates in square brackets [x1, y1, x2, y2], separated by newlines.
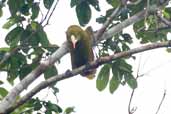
[0, 1, 171, 114]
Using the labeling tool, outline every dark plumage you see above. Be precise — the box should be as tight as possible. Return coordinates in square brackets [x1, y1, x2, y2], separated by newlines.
[66, 25, 96, 79]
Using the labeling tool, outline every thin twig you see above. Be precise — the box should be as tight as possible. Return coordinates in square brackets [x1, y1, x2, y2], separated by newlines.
[40, 6, 51, 24]
[128, 55, 142, 114]
[43, 0, 59, 27]
[139, 58, 171, 77]
[155, 90, 166, 114]
[128, 89, 137, 114]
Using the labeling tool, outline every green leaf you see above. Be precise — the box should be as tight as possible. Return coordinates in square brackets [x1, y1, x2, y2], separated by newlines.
[11, 53, 26, 69]
[7, 0, 25, 16]
[120, 8, 129, 20]
[0, 8, 2, 17]
[44, 65, 58, 79]
[125, 74, 137, 89]
[43, 0, 54, 9]
[96, 16, 106, 24]
[122, 33, 133, 44]
[31, 3, 40, 20]
[34, 101, 42, 111]
[0, 80, 3, 85]
[0, 47, 10, 52]
[87, 0, 100, 11]
[64, 107, 75, 114]
[127, 78, 137, 89]
[96, 8, 116, 24]
[27, 0, 34, 4]
[70, 0, 79, 7]
[122, 43, 130, 51]
[45, 101, 62, 113]
[128, 0, 146, 16]
[31, 21, 39, 30]
[109, 74, 120, 94]
[119, 60, 132, 73]
[32, 47, 44, 58]
[20, 4, 30, 16]
[166, 48, 171, 53]
[36, 24, 50, 47]
[7, 72, 17, 85]
[45, 110, 52, 114]
[29, 33, 40, 47]
[3, 18, 16, 29]
[76, 1, 91, 26]
[38, 30, 49, 47]
[5, 27, 24, 47]
[19, 63, 37, 80]
[106, 0, 120, 8]
[46, 44, 59, 54]
[0, 87, 8, 97]
[51, 86, 59, 95]
[112, 62, 123, 81]
[19, 65, 31, 80]
[20, 30, 32, 53]
[6, 53, 26, 84]
[96, 64, 110, 91]
[163, 8, 171, 19]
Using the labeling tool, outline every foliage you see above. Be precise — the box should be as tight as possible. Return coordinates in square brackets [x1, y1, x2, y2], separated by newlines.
[0, 0, 171, 113]
[12, 97, 73, 114]
[70, 0, 100, 26]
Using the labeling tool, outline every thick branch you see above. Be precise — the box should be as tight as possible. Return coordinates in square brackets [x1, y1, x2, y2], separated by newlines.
[94, 9, 146, 44]
[5, 41, 171, 113]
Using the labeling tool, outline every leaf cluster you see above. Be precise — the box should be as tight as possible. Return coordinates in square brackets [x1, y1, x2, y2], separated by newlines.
[17, 98, 74, 114]
[96, 58, 137, 94]
[95, 0, 171, 94]
[0, 0, 60, 84]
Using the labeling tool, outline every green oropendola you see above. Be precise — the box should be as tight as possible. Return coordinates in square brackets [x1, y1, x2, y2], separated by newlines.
[66, 25, 96, 79]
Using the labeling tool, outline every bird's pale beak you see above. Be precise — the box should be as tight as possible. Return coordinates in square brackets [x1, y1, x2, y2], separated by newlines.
[71, 35, 77, 48]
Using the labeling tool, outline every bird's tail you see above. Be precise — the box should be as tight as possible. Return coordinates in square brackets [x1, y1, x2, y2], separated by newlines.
[81, 69, 96, 80]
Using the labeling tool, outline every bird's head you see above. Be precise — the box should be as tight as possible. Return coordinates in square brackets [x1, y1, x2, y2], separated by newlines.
[66, 25, 84, 49]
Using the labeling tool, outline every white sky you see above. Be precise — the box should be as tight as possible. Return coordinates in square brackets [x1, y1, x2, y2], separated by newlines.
[0, 0, 171, 114]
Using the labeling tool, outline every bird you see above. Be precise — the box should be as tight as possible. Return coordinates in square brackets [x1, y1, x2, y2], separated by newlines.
[66, 25, 96, 79]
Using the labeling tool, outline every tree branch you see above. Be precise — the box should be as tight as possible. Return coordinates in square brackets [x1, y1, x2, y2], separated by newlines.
[95, 6, 120, 43]
[155, 90, 166, 114]
[94, 9, 147, 44]
[5, 41, 171, 113]
[128, 57, 142, 114]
